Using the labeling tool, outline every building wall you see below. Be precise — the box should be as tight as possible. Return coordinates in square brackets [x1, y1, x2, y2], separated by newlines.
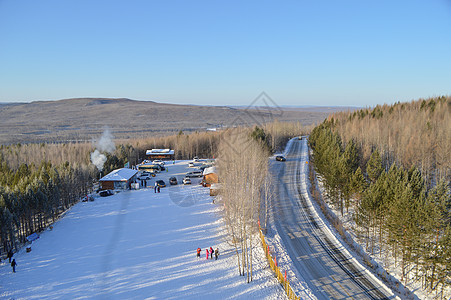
[210, 188, 220, 196]
[203, 173, 218, 187]
[146, 154, 174, 160]
[101, 180, 132, 190]
[101, 181, 114, 190]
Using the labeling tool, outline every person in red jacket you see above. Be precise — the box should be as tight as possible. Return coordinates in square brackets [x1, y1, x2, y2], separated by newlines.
[206, 248, 209, 260]
[196, 248, 201, 259]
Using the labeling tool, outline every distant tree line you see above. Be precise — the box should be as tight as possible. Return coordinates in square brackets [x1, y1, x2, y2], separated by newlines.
[0, 120, 309, 172]
[309, 104, 450, 296]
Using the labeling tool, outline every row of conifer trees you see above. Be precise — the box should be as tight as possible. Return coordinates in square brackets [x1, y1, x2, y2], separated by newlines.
[309, 121, 450, 295]
[0, 156, 95, 255]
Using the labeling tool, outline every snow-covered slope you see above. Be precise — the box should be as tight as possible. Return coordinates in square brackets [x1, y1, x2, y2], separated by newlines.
[1, 161, 285, 299]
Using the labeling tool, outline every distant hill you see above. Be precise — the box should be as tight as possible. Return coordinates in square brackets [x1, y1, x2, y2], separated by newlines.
[0, 98, 344, 144]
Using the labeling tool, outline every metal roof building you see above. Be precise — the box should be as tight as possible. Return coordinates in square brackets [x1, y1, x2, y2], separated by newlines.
[145, 149, 175, 160]
[99, 168, 138, 190]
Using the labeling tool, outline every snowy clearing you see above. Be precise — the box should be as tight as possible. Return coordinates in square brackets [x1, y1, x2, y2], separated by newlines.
[1, 161, 285, 299]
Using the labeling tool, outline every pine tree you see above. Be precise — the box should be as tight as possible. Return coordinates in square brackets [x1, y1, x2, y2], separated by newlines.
[350, 166, 367, 206]
[366, 149, 383, 184]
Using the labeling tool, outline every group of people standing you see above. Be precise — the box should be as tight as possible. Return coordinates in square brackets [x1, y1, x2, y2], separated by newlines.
[197, 247, 219, 260]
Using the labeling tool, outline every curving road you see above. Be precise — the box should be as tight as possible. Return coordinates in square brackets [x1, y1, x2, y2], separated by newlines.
[268, 138, 396, 300]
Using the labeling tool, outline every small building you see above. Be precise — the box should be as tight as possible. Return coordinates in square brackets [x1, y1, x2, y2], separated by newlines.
[146, 149, 175, 160]
[202, 166, 218, 187]
[210, 183, 221, 196]
[99, 168, 138, 190]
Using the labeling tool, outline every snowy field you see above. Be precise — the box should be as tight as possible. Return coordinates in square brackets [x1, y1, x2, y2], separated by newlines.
[1, 160, 285, 299]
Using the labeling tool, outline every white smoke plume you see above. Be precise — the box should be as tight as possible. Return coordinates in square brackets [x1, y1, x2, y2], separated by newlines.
[91, 150, 107, 171]
[96, 129, 115, 152]
[91, 129, 116, 171]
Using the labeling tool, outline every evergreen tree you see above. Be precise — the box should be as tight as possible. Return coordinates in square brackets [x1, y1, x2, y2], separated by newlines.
[366, 149, 383, 184]
[350, 166, 367, 205]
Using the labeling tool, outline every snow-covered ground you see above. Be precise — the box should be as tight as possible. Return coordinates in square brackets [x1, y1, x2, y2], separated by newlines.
[1, 160, 285, 299]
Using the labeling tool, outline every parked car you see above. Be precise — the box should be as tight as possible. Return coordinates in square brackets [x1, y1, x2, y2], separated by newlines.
[152, 160, 165, 165]
[193, 156, 199, 162]
[138, 172, 151, 180]
[188, 162, 195, 167]
[156, 180, 166, 187]
[183, 177, 191, 185]
[186, 171, 203, 178]
[99, 190, 114, 197]
[275, 155, 286, 161]
[169, 177, 178, 185]
[156, 164, 165, 171]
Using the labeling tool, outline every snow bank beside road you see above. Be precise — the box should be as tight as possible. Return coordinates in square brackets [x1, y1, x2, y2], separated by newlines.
[1, 161, 285, 299]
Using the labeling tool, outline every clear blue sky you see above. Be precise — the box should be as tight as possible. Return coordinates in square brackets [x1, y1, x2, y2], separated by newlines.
[0, 1, 450, 107]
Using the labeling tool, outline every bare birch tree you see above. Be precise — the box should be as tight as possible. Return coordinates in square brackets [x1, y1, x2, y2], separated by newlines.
[217, 128, 269, 282]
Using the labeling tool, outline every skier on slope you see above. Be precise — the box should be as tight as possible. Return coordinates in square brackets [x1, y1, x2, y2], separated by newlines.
[197, 247, 201, 258]
[11, 259, 17, 273]
[206, 248, 209, 260]
[210, 247, 214, 259]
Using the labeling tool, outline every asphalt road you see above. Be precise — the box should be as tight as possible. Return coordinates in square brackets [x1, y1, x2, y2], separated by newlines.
[269, 138, 396, 300]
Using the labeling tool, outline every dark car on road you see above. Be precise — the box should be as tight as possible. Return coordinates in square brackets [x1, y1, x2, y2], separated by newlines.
[156, 180, 166, 187]
[275, 155, 286, 161]
[169, 177, 178, 185]
[99, 190, 114, 197]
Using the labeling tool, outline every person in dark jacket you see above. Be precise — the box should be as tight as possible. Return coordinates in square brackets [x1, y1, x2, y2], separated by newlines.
[7, 250, 13, 263]
[11, 259, 17, 273]
[210, 247, 214, 259]
[215, 248, 219, 260]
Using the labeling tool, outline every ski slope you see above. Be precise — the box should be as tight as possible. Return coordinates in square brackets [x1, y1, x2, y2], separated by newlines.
[1, 161, 285, 299]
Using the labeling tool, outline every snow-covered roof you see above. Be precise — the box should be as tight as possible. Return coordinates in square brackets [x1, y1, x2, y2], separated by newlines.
[99, 168, 138, 182]
[146, 149, 175, 155]
[203, 166, 217, 176]
[210, 183, 221, 189]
